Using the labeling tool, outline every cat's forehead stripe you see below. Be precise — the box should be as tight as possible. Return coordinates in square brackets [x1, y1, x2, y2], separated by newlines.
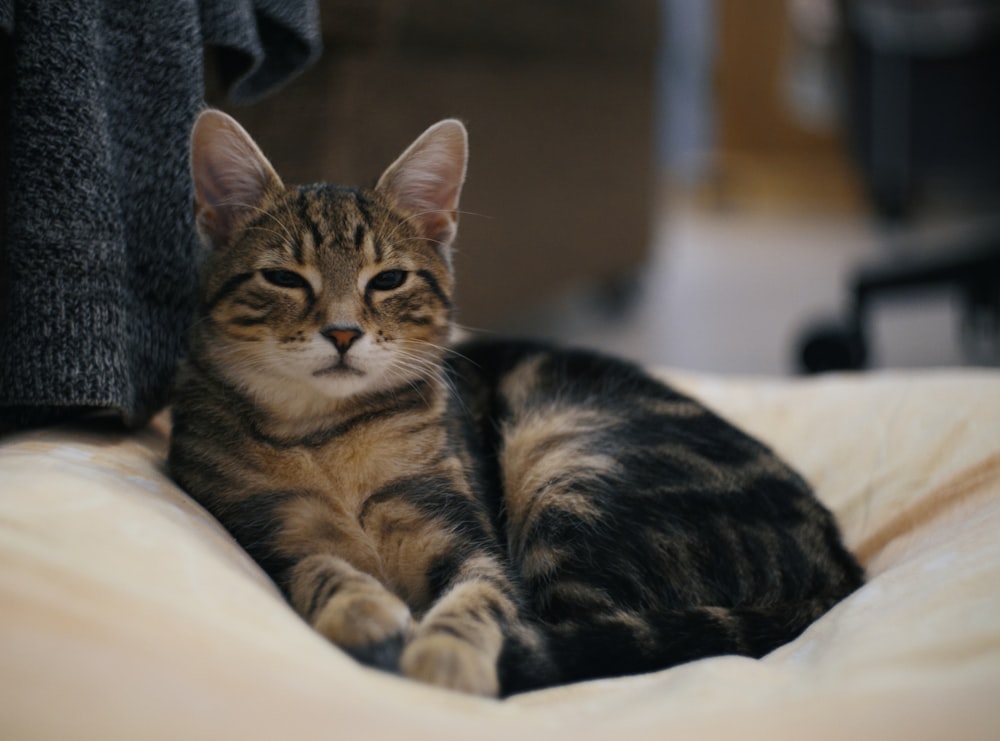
[296, 226, 314, 265]
[297, 193, 326, 263]
[350, 189, 382, 262]
[304, 219, 322, 264]
[291, 228, 306, 264]
[352, 188, 373, 227]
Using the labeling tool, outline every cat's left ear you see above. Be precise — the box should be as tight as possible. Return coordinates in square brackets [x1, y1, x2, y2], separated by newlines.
[376, 119, 468, 251]
[190, 109, 283, 248]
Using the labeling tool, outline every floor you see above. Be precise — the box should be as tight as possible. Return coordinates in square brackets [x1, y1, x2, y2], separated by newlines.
[503, 191, 973, 378]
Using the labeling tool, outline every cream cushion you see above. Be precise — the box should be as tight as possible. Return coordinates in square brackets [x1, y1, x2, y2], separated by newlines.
[2, 369, 999, 739]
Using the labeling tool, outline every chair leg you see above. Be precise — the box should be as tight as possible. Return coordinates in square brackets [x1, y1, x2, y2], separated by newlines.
[796, 313, 868, 374]
[796, 225, 1000, 373]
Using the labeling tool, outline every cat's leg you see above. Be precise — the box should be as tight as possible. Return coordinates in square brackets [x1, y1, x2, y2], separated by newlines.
[400, 551, 549, 697]
[288, 553, 413, 671]
[400, 552, 508, 696]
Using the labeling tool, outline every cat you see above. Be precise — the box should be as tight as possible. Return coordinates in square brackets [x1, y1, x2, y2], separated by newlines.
[168, 109, 864, 698]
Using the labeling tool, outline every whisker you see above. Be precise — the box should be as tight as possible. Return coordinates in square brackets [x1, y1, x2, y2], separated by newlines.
[399, 338, 480, 368]
[387, 345, 470, 415]
[380, 208, 446, 245]
[379, 207, 489, 248]
[214, 197, 297, 246]
[451, 322, 501, 338]
[244, 223, 297, 245]
[376, 208, 492, 259]
[381, 360, 438, 408]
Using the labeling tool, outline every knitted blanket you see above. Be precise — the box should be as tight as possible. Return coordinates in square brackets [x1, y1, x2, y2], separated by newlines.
[0, 0, 320, 429]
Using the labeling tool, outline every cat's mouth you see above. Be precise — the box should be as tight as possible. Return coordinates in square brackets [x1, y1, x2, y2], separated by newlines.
[313, 361, 366, 378]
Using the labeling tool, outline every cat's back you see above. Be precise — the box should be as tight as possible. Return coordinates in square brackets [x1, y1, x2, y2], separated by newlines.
[447, 338, 863, 606]
[448, 337, 796, 484]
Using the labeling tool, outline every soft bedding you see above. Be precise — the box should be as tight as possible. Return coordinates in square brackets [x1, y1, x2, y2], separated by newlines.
[1, 368, 998, 739]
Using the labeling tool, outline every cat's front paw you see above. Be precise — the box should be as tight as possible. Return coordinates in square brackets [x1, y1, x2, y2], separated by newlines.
[314, 589, 413, 671]
[400, 633, 500, 697]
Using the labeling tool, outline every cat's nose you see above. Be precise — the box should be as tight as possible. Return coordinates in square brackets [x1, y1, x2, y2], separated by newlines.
[321, 325, 363, 354]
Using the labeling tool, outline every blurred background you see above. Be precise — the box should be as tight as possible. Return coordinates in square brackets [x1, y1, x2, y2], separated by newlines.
[210, 0, 1000, 377]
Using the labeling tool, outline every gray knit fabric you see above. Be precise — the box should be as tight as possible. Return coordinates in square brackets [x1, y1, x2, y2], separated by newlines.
[0, 0, 320, 429]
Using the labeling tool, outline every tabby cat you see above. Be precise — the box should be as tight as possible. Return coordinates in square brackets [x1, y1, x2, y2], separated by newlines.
[168, 110, 864, 697]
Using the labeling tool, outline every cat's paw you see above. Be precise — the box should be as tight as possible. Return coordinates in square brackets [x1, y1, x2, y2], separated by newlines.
[314, 589, 413, 672]
[400, 633, 500, 697]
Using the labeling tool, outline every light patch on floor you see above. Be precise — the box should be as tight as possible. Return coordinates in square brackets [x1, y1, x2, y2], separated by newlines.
[504, 197, 971, 376]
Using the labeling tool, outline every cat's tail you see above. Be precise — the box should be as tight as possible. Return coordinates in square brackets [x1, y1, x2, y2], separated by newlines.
[539, 595, 848, 687]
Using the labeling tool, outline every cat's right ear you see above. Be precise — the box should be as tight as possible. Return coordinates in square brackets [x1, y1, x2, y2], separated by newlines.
[190, 109, 282, 247]
[375, 119, 468, 252]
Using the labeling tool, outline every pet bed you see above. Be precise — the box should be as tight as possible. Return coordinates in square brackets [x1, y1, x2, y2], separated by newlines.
[2, 368, 998, 739]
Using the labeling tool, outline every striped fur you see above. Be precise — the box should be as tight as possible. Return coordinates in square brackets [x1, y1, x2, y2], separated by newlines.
[169, 111, 864, 697]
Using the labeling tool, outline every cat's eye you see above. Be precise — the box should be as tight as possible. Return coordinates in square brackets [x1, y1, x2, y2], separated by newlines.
[368, 269, 407, 291]
[262, 269, 308, 289]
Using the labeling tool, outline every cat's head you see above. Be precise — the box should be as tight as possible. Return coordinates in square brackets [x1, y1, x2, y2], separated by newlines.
[188, 110, 467, 417]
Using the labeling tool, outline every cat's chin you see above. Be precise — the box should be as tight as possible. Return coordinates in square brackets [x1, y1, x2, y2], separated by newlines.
[242, 375, 372, 431]
[307, 371, 381, 402]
